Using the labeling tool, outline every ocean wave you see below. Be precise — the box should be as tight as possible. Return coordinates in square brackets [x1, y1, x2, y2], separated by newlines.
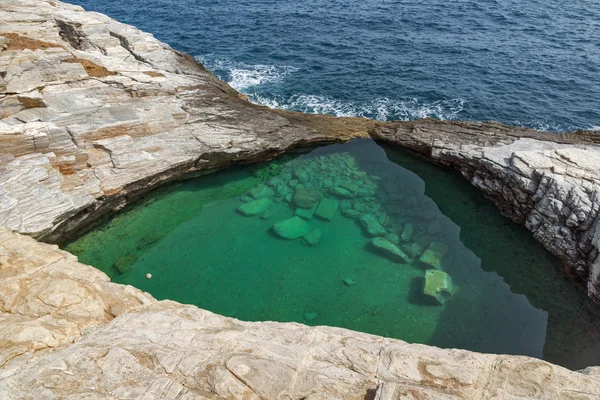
[250, 93, 465, 122]
[195, 55, 585, 130]
[195, 55, 298, 91]
[195, 55, 465, 122]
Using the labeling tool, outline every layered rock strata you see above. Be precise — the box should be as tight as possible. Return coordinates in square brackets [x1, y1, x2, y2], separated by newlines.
[2, 0, 600, 397]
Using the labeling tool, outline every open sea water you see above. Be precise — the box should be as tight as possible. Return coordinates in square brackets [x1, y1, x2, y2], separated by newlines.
[71, 0, 600, 132]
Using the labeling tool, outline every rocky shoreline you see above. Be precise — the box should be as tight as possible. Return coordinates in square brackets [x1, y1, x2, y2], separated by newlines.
[2, 0, 600, 397]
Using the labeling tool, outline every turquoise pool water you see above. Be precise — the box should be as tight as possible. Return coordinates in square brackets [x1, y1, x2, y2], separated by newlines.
[66, 139, 600, 370]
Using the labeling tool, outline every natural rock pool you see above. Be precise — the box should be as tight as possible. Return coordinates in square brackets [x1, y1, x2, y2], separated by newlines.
[66, 139, 600, 370]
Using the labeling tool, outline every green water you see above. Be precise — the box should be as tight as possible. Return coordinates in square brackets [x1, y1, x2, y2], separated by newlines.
[66, 139, 600, 370]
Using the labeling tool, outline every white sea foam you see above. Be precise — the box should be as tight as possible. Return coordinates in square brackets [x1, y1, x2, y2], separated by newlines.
[196, 55, 466, 121]
[195, 55, 298, 91]
[251, 93, 465, 122]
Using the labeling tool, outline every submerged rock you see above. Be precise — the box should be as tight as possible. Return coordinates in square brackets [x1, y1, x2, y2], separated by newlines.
[137, 234, 161, 250]
[403, 240, 427, 258]
[260, 208, 276, 220]
[237, 198, 273, 216]
[294, 169, 309, 184]
[371, 237, 412, 263]
[401, 223, 414, 242]
[359, 213, 387, 237]
[295, 202, 318, 220]
[293, 187, 321, 208]
[339, 180, 359, 194]
[423, 269, 455, 305]
[114, 253, 138, 274]
[302, 228, 322, 246]
[248, 184, 275, 199]
[356, 187, 374, 198]
[315, 198, 339, 220]
[273, 216, 312, 239]
[340, 199, 352, 211]
[303, 312, 319, 321]
[420, 242, 449, 270]
[331, 186, 355, 198]
[343, 278, 356, 286]
[341, 208, 361, 218]
[384, 232, 400, 244]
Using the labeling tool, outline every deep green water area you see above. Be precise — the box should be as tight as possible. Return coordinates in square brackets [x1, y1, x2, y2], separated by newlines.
[66, 139, 600, 370]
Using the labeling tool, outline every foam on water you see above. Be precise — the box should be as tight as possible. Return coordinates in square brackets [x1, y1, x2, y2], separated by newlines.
[250, 93, 465, 121]
[198, 55, 465, 121]
[196, 56, 298, 91]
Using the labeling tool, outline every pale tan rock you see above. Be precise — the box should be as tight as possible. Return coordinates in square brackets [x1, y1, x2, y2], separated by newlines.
[0, 227, 154, 363]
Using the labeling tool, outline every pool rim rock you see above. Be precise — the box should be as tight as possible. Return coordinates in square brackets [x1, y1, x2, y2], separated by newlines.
[2, 0, 600, 397]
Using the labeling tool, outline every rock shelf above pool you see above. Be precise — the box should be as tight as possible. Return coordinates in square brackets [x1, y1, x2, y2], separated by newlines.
[3, 1, 600, 397]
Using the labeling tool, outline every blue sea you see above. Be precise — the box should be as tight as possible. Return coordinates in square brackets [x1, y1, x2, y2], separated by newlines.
[72, 0, 600, 132]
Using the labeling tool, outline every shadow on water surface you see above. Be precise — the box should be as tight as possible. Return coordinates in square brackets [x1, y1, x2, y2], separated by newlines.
[66, 139, 600, 370]
[383, 144, 600, 369]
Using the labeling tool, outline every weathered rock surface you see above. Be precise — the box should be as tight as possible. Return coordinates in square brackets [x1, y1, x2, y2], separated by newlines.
[2, 228, 600, 399]
[2, 1, 600, 397]
[0, 227, 154, 369]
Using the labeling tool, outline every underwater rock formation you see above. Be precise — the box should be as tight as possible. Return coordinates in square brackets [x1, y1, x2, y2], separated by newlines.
[237, 198, 273, 216]
[371, 237, 412, 263]
[272, 216, 312, 239]
[420, 242, 449, 270]
[237, 151, 454, 291]
[423, 269, 455, 305]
